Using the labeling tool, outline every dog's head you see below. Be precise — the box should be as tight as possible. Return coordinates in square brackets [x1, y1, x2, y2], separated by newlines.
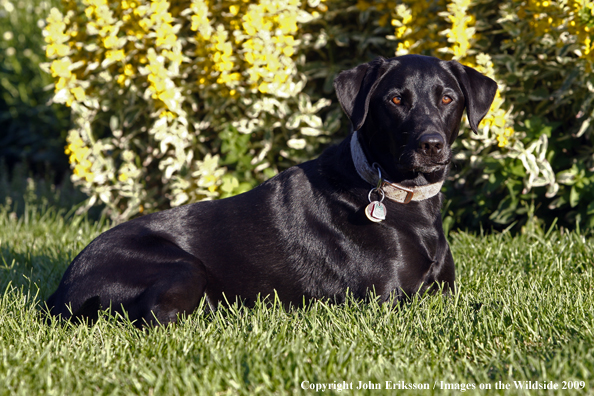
[334, 55, 497, 185]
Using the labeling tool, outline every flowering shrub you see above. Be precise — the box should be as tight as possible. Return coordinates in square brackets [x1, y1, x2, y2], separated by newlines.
[308, 0, 594, 230]
[44, 0, 594, 230]
[43, 0, 332, 221]
[490, 0, 594, 229]
[443, 0, 594, 230]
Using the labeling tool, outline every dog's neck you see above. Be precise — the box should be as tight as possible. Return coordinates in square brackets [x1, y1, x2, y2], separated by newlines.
[350, 131, 444, 204]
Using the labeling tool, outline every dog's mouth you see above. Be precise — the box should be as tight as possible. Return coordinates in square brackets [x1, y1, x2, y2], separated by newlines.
[396, 150, 452, 174]
[397, 159, 450, 174]
[360, 135, 452, 184]
[382, 149, 453, 186]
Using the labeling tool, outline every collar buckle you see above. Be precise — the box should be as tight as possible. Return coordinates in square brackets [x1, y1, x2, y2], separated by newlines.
[401, 187, 414, 204]
[382, 181, 414, 204]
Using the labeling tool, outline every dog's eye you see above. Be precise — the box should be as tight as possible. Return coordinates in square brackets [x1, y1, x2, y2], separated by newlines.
[392, 96, 402, 105]
[442, 95, 453, 104]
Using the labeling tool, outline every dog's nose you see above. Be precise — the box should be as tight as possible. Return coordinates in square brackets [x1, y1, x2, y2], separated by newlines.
[417, 133, 444, 156]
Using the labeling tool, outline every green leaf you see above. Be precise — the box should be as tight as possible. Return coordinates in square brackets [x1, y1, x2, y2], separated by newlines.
[570, 186, 580, 208]
[286, 114, 302, 130]
[220, 174, 239, 194]
[587, 200, 594, 215]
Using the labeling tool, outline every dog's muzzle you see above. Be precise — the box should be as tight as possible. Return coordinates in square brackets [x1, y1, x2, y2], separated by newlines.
[351, 131, 444, 204]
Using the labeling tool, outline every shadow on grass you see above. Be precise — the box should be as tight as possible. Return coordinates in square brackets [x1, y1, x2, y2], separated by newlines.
[0, 244, 70, 300]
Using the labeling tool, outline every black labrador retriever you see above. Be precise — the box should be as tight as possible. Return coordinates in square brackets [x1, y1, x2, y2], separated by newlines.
[47, 55, 497, 326]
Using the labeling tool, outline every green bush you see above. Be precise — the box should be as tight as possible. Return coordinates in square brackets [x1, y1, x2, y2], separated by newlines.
[42, 0, 594, 230]
[304, 0, 594, 231]
[0, 0, 70, 176]
[443, 0, 594, 231]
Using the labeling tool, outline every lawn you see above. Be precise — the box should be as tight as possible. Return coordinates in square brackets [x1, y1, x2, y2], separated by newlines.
[0, 201, 593, 395]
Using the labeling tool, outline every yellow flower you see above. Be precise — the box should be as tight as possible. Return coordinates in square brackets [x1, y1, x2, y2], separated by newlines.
[204, 174, 218, 193]
[124, 64, 134, 76]
[191, 15, 201, 31]
[278, 13, 298, 34]
[265, 58, 281, 72]
[158, 89, 174, 102]
[46, 7, 65, 25]
[139, 17, 153, 31]
[391, 1, 439, 56]
[46, 40, 70, 58]
[103, 35, 119, 49]
[50, 59, 72, 78]
[121, 0, 137, 10]
[159, 111, 176, 119]
[85, 6, 95, 19]
[497, 134, 509, 148]
[71, 86, 86, 101]
[55, 76, 72, 91]
[100, 25, 116, 36]
[447, 3, 474, 60]
[156, 24, 177, 47]
[282, 45, 295, 57]
[106, 49, 125, 61]
[65, 133, 94, 180]
[493, 114, 506, 128]
[273, 72, 288, 84]
[134, 7, 147, 17]
[258, 82, 269, 93]
[190, 0, 213, 39]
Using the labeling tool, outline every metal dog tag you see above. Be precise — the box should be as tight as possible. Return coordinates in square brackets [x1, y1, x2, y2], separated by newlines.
[366, 185, 387, 223]
[365, 201, 386, 222]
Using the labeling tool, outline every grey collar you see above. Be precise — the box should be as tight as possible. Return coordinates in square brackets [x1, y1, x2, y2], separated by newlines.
[350, 131, 444, 204]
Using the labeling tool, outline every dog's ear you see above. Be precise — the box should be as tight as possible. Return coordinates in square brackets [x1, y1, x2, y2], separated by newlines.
[334, 57, 390, 131]
[450, 61, 498, 136]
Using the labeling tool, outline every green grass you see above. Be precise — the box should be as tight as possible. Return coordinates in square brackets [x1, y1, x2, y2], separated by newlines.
[1, 201, 593, 395]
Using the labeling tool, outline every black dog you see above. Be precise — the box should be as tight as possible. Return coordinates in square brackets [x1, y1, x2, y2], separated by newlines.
[47, 55, 497, 326]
